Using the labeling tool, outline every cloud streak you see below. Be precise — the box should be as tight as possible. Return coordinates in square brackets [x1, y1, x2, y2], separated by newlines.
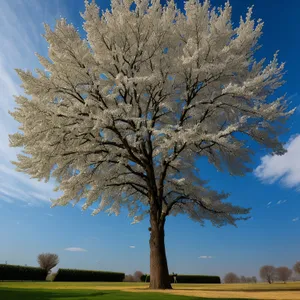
[277, 200, 287, 205]
[0, 0, 66, 206]
[64, 247, 87, 252]
[198, 256, 213, 259]
[254, 135, 300, 190]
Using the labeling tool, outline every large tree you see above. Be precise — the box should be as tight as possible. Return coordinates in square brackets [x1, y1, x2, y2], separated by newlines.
[9, 0, 293, 289]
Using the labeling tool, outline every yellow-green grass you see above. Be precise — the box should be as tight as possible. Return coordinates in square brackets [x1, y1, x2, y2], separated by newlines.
[0, 287, 252, 300]
[1, 281, 300, 299]
[0, 282, 252, 300]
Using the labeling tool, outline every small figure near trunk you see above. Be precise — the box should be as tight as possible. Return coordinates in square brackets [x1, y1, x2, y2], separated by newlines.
[172, 272, 177, 284]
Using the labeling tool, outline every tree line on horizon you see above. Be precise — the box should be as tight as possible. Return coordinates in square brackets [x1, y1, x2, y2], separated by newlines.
[223, 262, 300, 284]
[4, 251, 300, 285]
[16, 253, 300, 285]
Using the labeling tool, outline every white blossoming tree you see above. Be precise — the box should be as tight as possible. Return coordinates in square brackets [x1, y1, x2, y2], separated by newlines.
[9, 0, 294, 289]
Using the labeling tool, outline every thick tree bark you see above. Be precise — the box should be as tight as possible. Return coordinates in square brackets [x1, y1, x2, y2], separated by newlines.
[149, 209, 172, 289]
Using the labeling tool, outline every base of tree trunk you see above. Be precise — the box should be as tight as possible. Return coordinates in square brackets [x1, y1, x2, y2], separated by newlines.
[149, 215, 172, 290]
[148, 282, 173, 289]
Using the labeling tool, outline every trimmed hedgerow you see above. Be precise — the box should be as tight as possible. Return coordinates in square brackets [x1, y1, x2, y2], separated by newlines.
[0, 264, 47, 281]
[53, 268, 125, 282]
[140, 274, 221, 284]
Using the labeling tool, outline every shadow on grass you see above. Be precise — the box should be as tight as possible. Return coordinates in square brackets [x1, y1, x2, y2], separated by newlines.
[0, 288, 256, 300]
[0, 289, 111, 300]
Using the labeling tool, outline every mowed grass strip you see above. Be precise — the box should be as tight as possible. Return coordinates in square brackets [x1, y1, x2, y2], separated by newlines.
[1, 282, 300, 299]
[1, 281, 300, 291]
[0, 287, 252, 300]
[175, 282, 300, 291]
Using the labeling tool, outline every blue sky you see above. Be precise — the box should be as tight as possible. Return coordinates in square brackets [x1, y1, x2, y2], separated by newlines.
[0, 0, 300, 279]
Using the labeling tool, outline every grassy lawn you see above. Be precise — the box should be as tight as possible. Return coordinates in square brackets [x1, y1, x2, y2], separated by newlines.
[1, 281, 300, 299]
[176, 281, 300, 291]
[0, 286, 250, 300]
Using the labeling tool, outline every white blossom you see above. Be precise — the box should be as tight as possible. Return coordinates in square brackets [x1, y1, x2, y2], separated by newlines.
[9, 0, 294, 227]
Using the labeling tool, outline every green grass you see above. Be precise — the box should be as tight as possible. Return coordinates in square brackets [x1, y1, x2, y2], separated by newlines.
[1, 281, 300, 291]
[176, 282, 300, 291]
[0, 287, 252, 300]
[0, 281, 146, 289]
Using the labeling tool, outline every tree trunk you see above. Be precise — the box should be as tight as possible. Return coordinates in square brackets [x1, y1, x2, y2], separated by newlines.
[149, 211, 172, 289]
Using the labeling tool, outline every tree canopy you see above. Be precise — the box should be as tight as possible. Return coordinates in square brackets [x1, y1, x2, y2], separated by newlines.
[9, 0, 293, 227]
[9, 0, 294, 289]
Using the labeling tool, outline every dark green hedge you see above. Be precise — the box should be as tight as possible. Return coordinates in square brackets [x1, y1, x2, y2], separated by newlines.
[53, 268, 125, 282]
[140, 274, 221, 284]
[0, 264, 47, 281]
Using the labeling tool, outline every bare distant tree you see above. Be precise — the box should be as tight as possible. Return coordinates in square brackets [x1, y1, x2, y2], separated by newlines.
[251, 276, 257, 283]
[276, 266, 292, 283]
[123, 274, 135, 282]
[133, 270, 144, 282]
[259, 265, 276, 284]
[293, 262, 300, 275]
[37, 253, 59, 274]
[240, 276, 254, 283]
[223, 272, 240, 284]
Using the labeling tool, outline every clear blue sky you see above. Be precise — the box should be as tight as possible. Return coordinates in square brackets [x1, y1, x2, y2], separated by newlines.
[0, 0, 299, 279]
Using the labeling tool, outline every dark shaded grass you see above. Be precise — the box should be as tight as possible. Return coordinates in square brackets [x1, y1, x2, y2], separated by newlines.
[0, 288, 255, 300]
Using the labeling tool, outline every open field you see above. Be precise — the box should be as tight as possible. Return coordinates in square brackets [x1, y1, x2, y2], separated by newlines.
[1, 281, 300, 299]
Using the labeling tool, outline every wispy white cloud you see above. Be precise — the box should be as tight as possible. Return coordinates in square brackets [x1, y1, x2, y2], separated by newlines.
[277, 200, 287, 205]
[292, 217, 299, 222]
[286, 93, 300, 114]
[267, 201, 272, 206]
[129, 245, 136, 249]
[64, 247, 87, 252]
[254, 135, 300, 190]
[0, 0, 68, 207]
[46, 213, 53, 217]
[198, 256, 213, 259]
[0, 164, 59, 206]
[0, 195, 14, 204]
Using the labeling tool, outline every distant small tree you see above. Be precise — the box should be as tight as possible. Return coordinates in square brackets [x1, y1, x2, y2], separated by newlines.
[251, 276, 257, 283]
[259, 265, 276, 284]
[276, 266, 292, 283]
[123, 274, 135, 282]
[293, 262, 300, 275]
[240, 275, 247, 283]
[290, 276, 297, 282]
[37, 253, 59, 274]
[133, 270, 144, 282]
[223, 272, 240, 284]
